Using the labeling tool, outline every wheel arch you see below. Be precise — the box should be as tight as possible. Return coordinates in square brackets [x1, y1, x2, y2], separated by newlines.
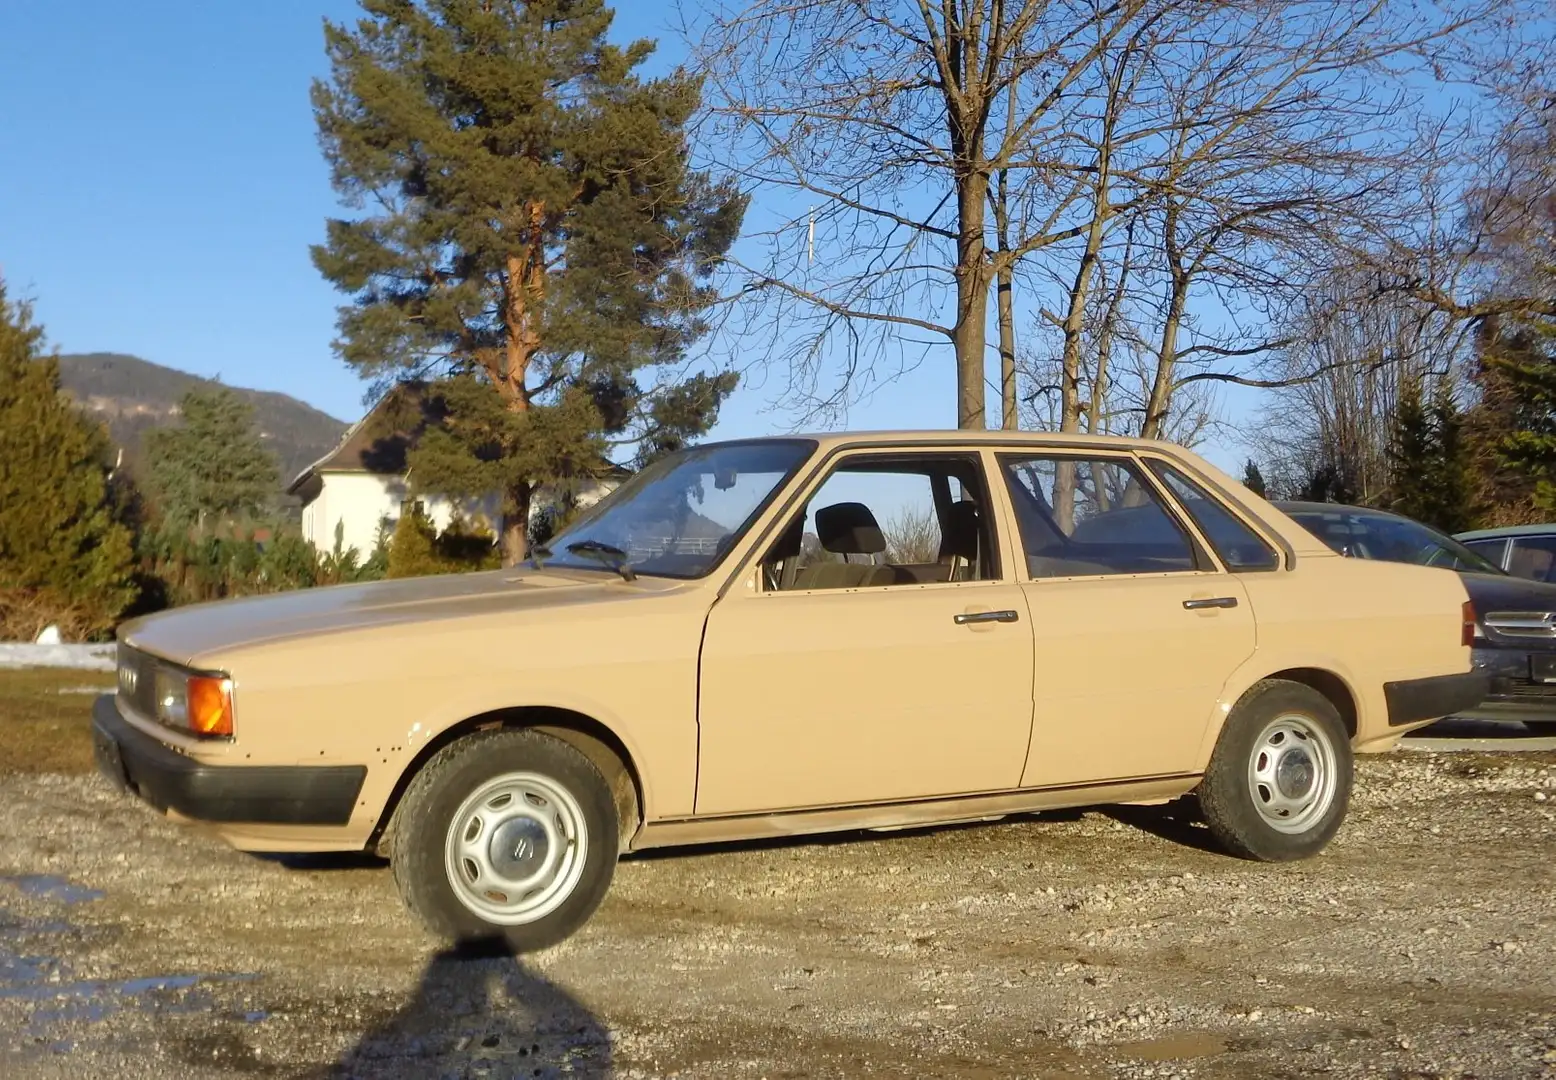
[1259, 667, 1359, 739]
[370, 706, 644, 858]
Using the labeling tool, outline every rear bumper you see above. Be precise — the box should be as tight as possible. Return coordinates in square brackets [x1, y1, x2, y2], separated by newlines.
[1383, 672, 1492, 728]
[92, 695, 366, 826]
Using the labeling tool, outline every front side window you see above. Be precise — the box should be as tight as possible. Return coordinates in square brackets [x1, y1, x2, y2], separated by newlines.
[1149, 461, 1279, 571]
[1001, 455, 1199, 577]
[764, 454, 997, 590]
[540, 440, 814, 579]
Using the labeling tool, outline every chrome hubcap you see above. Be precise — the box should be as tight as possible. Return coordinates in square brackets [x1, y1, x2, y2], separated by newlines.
[443, 772, 588, 925]
[1247, 714, 1338, 834]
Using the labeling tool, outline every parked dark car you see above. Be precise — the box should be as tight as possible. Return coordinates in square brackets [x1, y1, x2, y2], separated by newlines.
[1276, 501, 1556, 735]
[1454, 523, 1556, 583]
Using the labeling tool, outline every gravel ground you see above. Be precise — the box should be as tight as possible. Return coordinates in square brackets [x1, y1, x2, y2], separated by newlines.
[1, 748, 1554, 1080]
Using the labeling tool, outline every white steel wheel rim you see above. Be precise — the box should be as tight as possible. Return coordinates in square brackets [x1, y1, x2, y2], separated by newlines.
[443, 771, 589, 926]
[1246, 712, 1339, 835]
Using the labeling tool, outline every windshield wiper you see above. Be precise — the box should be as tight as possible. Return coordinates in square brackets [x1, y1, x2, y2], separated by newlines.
[565, 540, 637, 581]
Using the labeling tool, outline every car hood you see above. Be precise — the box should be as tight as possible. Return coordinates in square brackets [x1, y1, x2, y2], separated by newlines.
[119, 567, 670, 667]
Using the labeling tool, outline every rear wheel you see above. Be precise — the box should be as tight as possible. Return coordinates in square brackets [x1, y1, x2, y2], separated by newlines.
[390, 728, 619, 952]
[1197, 680, 1352, 861]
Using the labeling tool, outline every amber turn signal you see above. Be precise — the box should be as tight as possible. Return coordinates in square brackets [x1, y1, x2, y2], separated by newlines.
[1462, 600, 1477, 647]
[187, 676, 234, 737]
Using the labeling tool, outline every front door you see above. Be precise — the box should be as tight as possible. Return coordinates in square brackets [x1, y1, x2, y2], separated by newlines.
[694, 451, 1035, 816]
[995, 452, 1258, 787]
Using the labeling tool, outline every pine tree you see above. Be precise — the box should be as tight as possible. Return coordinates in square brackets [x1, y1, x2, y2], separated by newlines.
[0, 283, 137, 637]
[312, 0, 746, 565]
[1387, 376, 1436, 522]
[1477, 298, 1556, 517]
[144, 387, 280, 533]
[1241, 460, 1267, 498]
[1386, 376, 1477, 532]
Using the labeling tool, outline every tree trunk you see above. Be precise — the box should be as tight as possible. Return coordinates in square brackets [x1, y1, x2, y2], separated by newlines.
[997, 264, 1017, 430]
[952, 173, 991, 430]
[502, 480, 532, 567]
[1142, 280, 1188, 440]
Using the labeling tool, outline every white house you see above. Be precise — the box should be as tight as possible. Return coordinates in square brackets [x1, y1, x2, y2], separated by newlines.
[287, 385, 625, 558]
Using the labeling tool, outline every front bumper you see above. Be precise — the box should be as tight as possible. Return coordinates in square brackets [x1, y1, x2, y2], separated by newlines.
[1458, 646, 1556, 722]
[92, 695, 366, 826]
[1382, 671, 1492, 728]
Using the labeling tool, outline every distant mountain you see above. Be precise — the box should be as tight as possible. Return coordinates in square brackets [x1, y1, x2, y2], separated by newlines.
[56, 353, 349, 491]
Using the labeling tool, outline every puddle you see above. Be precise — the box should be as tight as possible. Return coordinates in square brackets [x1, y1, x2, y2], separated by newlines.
[1113, 1032, 1227, 1061]
[2, 875, 105, 905]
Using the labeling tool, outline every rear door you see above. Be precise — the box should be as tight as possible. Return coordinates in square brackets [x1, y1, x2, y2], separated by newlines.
[994, 451, 1259, 787]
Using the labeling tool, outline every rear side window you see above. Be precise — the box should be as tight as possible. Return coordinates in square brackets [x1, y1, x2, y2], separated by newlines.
[1149, 462, 1279, 572]
[1000, 455, 1200, 577]
[1510, 537, 1556, 582]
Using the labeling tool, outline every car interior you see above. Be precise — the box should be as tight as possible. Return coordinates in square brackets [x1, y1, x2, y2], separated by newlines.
[761, 456, 996, 591]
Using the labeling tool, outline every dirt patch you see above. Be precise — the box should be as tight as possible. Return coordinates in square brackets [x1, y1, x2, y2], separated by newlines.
[0, 668, 113, 776]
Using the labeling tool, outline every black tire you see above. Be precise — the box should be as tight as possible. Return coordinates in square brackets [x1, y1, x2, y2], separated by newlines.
[390, 728, 619, 952]
[1523, 721, 1556, 737]
[1196, 680, 1353, 862]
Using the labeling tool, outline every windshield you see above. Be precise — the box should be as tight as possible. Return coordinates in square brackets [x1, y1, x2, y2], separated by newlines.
[1285, 507, 1504, 575]
[538, 440, 815, 579]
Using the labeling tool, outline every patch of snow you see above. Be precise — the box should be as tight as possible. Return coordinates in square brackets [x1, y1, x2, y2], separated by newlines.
[0, 643, 116, 671]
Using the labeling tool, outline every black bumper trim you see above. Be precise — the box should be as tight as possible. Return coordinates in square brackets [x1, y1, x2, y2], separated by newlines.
[92, 695, 366, 826]
[1383, 672, 1492, 728]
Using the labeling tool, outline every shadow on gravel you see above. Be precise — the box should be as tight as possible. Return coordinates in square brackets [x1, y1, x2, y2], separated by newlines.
[1100, 799, 1225, 855]
[306, 947, 610, 1080]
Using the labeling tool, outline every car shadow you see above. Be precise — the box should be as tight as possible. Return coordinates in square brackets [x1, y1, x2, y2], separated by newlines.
[1098, 798, 1225, 855]
[304, 946, 611, 1079]
[624, 807, 1089, 862]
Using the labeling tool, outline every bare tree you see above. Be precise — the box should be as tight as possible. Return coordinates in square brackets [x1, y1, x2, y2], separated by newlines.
[690, 0, 1151, 428]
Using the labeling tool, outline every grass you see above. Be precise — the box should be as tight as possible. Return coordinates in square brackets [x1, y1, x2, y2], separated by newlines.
[0, 667, 114, 775]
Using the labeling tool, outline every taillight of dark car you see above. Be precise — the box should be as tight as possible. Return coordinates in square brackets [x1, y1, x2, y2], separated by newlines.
[1463, 599, 1477, 646]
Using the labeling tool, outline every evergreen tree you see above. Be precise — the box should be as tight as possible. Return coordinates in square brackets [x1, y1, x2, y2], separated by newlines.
[0, 283, 137, 637]
[1241, 460, 1267, 498]
[1387, 376, 1435, 521]
[144, 387, 280, 533]
[1386, 376, 1477, 532]
[312, 0, 747, 565]
[1476, 299, 1556, 516]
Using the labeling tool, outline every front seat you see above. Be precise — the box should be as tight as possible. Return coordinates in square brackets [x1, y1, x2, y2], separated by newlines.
[938, 499, 983, 581]
[791, 502, 895, 590]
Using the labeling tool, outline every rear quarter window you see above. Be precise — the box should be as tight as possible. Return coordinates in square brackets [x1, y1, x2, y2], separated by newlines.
[1148, 462, 1280, 572]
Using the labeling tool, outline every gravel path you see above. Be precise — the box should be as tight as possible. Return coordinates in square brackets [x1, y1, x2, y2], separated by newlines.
[1, 749, 1553, 1079]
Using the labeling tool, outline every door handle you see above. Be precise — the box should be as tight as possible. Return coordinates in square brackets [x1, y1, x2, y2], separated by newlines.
[1182, 596, 1238, 610]
[954, 609, 1020, 625]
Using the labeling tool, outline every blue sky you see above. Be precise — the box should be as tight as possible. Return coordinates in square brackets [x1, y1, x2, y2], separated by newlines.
[0, 1, 1241, 470]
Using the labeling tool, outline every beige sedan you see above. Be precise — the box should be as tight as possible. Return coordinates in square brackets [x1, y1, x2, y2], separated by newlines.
[93, 432, 1487, 950]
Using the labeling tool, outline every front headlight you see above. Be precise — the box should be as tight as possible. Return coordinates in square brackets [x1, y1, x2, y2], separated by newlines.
[153, 669, 234, 738]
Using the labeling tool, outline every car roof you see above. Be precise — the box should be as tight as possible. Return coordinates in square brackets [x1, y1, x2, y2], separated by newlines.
[701, 429, 1191, 452]
[1455, 523, 1556, 540]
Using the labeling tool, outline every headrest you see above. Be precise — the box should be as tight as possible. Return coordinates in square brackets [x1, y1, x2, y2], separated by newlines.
[770, 513, 804, 561]
[815, 502, 885, 555]
[939, 499, 981, 560]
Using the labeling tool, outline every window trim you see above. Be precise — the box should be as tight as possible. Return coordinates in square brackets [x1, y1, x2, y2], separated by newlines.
[994, 450, 1213, 582]
[1144, 458, 1281, 574]
[745, 448, 1006, 596]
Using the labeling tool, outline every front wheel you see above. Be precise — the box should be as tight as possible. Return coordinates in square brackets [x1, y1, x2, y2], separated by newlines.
[390, 729, 619, 952]
[1197, 680, 1353, 861]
